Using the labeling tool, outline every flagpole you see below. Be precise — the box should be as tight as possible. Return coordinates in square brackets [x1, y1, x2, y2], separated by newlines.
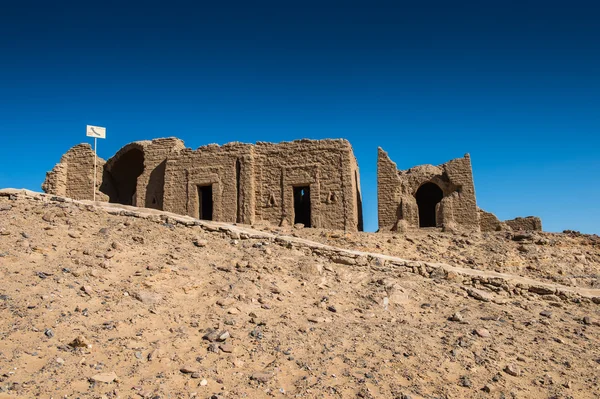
[93, 137, 97, 202]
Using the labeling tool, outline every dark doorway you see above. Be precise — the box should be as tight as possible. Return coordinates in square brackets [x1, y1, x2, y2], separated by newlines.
[197, 185, 213, 220]
[415, 182, 443, 227]
[293, 186, 311, 227]
[103, 148, 144, 206]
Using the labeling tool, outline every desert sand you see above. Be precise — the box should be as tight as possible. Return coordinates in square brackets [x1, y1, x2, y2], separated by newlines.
[0, 189, 598, 398]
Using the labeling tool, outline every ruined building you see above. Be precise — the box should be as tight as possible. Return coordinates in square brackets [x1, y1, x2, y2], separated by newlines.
[377, 148, 542, 232]
[43, 137, 540, 233]
[43, 138, 364, 232]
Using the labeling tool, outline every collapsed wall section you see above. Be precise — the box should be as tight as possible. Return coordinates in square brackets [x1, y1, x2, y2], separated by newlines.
[506, 216, 542, 231]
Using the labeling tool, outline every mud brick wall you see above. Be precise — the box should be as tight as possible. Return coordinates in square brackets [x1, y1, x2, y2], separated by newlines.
[163, 142, 254, 224]
[43, 144, 106, 201]
[479, 209, 502, 232]
[135, 138, 186, 210]
[377, 148, 403, 231]
[254, 139, 361, 231]
[377, 149, 480, 231]
[506, 216, 542, 231]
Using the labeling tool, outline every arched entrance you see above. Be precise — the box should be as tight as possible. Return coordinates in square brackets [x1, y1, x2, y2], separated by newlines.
[415, 182, 443, 227]
[104, 148, 144, 206]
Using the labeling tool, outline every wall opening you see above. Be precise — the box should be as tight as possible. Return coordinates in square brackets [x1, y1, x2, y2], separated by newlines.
[236, 158, 241, 223]
[415, 182, 443, 227]
[355, 170, 364, 231]
[197, 185, 213, 221]
[104, 148, 144, 206]
[293, 186, 311, 227]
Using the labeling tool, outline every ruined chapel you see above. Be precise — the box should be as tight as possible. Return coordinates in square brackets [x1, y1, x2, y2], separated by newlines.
[43, 138, 364, 232]
[43, 137, 540, 233]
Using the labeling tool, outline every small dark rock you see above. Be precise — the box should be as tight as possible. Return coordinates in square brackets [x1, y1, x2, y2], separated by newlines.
[459, 375, 472, 388]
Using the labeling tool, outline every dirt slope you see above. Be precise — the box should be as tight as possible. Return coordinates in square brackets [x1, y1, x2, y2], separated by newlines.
[0, 192, 599, 399]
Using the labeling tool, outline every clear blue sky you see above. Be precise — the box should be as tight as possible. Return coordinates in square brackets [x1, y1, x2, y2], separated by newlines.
[1, 1, 598, 233]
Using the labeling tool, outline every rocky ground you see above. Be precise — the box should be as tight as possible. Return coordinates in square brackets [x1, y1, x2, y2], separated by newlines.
[0, 192, 599, 399]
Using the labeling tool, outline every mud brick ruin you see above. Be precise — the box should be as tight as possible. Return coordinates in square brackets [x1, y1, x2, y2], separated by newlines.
[43, 138, 364, 231]
[377, 147, 542, 232]
[43, 137, 540, 233]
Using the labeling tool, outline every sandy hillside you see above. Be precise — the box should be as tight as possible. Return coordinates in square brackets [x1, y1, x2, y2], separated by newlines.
[291, 227, 600, 289]
[0, 191, 599, 399]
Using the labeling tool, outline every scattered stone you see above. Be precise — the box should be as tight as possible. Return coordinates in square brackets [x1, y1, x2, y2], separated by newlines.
[504, 364, 520, 377]
[133, 291, 163, 305]
[449, 312, 463, 322]
[69, 335, 91, 348]
[180, 367, 199, 374]
[217, 330, 230, 341]
[202, 329, 220, 342]
[44, 328, 54, 338]
[539, 310, 552, 318]
[216, 298, 235, 307]
[42, 210, 66, 222]
[583, 316, 591, 325]
[219, 343, 233, 353]
[467, 288, 493, 302]
[474, 328, 490, 338]
[459, 375, 472, 388]
[207, 343, 220, 353]
[250, 371, 273, 383]
[200, 379, 208, 386]
[529, 286, 555, 295]
[56, 357, 65, 365]
[90, 371, 118, 383]
[193, 238, 208, 248]
[68, 231, 81, 239]
[81, 285, 93, 296]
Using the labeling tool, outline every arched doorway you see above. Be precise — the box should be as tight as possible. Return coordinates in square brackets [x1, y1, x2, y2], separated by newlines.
[105, 148, 144, 205]
[415, 182, 443, 227]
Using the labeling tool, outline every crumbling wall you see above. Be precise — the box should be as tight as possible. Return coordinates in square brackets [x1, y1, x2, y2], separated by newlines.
[478, 210, 543, 232]
[254, 139, 361, 231]
[45, 138, 362, 231]
[377, 148, 403, 231]
[377, 149, 479, 231]
[136, 138, 185, 210]
[42, 144, 106, 201]
[506, 216, 542, 231]
[479, 209, 502, 232]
